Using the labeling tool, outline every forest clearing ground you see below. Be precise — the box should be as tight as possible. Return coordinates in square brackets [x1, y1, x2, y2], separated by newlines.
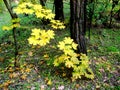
[0, 25, 120, 89]
[0, 7, 120, 89]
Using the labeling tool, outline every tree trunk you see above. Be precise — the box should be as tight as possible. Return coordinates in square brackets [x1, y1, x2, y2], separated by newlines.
[39, 0, 46, 6]
[87, 0, 94, 39]
[54, 0, 64, 21]
[3, 0, 19, 67]
[109, 0, 119, 28]
[70, 0, 87, 54]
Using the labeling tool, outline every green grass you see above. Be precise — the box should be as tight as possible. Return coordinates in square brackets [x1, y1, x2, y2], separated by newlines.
[0, 2, 120, 89]
[0, 11, 11, 38]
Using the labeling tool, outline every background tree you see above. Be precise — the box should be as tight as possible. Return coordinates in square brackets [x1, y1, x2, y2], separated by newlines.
[109, 0, 119, 27]
[70, 0, 87, 54]
[39, 0, 46, 6]
[54, 0, 64, 21]
[87, 0, 94, 39]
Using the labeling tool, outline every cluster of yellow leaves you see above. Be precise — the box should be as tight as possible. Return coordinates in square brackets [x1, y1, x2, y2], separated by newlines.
[14, 2, 55, 20]
[50, 20, 65, 29]
[54, 37, 94, 80]
[2, 18, 20, 31]
[14, 2, 65, 29]
[14, 2, 65, 47]
[28, 28, 55, 46]
[57, 37, 78, 55]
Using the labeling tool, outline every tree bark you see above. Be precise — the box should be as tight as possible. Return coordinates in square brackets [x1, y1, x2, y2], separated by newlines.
[54, 0, 64, 21]
[87, 0, 94, 39]
[3, 0, 18, 67]
[70, 0, 87, 54]
[39, 0, 46, 6]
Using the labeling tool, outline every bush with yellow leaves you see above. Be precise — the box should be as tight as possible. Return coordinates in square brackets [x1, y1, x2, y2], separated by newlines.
[54, 37, 94, 80]
[3, 2, 94, 80]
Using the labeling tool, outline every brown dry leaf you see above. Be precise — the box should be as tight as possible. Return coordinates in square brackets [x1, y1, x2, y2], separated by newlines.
[96, 85, 101, 89]
[26, 86, 31, 89]
[39, 60, 45, 65]
[75, 84, 80, 88]
[0, 49, 2, 53]
[8, 67, 14, 73]
[0, 57, 4, 62]
[3, 87, 9, 90]
[45, 77, 49, 82]
[9, 72, 18, 79]
[2, 80, 12, 89]
[28, 51, 33, 56]
[28, 64, 34, 68]
[21, 74, 27, 80]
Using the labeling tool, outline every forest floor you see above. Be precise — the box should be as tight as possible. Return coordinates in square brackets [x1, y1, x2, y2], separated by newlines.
[0, 12, 120, 90]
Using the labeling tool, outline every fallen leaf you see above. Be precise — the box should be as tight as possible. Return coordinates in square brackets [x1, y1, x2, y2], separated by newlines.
[43, 54, 49, 60]
[47, 79, 52, 85]
[40, 85, 45, 90]
[25, 68, 31, 73]
[21, 74, 27, 80]
[75, 84, 80, 88]
[9, 72, 18, 79]
[99, 68, 105, 72]
[28, 51, 33, 56]
[58, 85, 65, 90]
[0, 57, 4, 62]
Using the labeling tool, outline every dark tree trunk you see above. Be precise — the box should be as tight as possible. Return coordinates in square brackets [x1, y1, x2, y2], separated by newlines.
[39, 0, 46, 6]
[70, 0, 87, 54]
[3, 0, 19, 67]
[109, 0, 119, 28]
[87, 0, 94, 39]
[54, 0, 64, 21]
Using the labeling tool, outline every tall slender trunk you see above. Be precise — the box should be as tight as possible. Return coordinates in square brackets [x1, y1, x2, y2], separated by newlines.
[3, 0, 18, 67]
[70, 0, 87, 54]
[87, 0, 94, 39]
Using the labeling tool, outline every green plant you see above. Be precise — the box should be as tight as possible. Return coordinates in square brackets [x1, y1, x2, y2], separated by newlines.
[3, 2, 94, 80]
[106, 46, 119, 52]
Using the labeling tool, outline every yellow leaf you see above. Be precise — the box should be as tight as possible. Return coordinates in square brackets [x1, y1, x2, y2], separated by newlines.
[62, 73, 66, 77]
[64, 37, 73, 44]
[47, 79, 52, 85]
[43, 54, 49, 58]
[87, 49, 91, 52]
[25, 68, 31, 73]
